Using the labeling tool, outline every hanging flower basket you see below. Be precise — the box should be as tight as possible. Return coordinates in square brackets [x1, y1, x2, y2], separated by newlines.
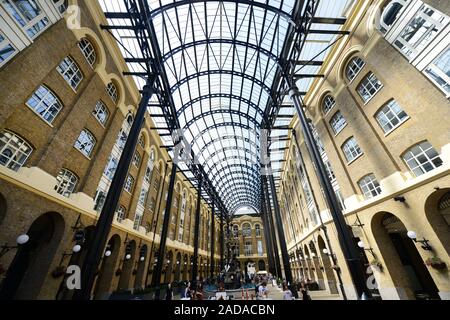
[132, 269, 138, 275]
[425, 257, 447, 270]
[52, 266, 67, 278]
[369, 259, 383, 271]
[115, 268, 123, 276]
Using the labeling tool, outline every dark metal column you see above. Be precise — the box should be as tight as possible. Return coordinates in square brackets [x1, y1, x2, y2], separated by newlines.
[292, 130, 348, 300]
[191, 175, 202, 285]
[73, 76, 156, 300]
[260, 189, 275, 275]
[219, 213, 224, 271]
[266, 162, 296, 293]
[262, 176, 282, 279]
[289, 85, 370, 299]
[153, 162, 178, 300]
[210, 204, 215, 278]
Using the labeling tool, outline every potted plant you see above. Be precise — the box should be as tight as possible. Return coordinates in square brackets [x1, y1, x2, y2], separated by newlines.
[52, 266, 66, 278]
[369, 259, 383, 271]
[132, 269, 138, 275]
[115, 268, 123, 276]
[425, 257, 447, 270]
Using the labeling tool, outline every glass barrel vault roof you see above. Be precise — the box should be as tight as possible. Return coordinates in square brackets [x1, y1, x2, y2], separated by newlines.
[99, 0, 353, 214]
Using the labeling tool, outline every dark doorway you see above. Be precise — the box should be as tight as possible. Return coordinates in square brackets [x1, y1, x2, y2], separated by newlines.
[0, 212, 65, 300]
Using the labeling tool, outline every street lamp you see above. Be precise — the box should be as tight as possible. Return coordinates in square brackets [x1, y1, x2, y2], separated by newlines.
[407, 231, 432, 251]
[0, 234, 30, 258]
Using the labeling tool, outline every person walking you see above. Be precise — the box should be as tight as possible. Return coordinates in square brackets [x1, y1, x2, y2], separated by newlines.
[300, 281, 311, 301]
[282, 284, 295, 300]
[165, 283, 173, 300]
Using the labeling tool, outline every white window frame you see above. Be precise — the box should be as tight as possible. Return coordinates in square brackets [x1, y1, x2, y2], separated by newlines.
[342, 137, 363, 164]
[74, 129, 96, 158]
[92, 100, 109, 126]
[54, 168, 78, 197]
[322, 95, 336, 115]
[0, 130, 32, 171]
[424, 45, 450, 98]
[358, 174, 382, 199]
[116, 205, 126, 223]
[26, 85, 63, 124]
[346, 57, 365, 82]
[403, 141, 443, 177]
[0, 31, 17, 67]
[357, 72, 383, 103]
[133, 151, 141, 167]
[124, 174, 134, 193]
[78, 38, 96, 67]
[392, 4, 448, 60]
[329, 111, 347, 135]
[133, 213, 143, 230]
[107, 82, 118, 103]
[57, 56, 83, 90]
[375, 100, 409, 134]
[1, 0, 50, 39]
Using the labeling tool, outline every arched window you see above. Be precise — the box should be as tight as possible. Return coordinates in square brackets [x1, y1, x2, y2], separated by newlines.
[403, 141, 443, 177]
[57, 56, 83, 89]
[233, 225, 239, 238]
[345, 57, 365, 82]
[375, 100, 408, 133]
[106, 82, 118, 103]
[242, 223, 251, 237]
[379, 0, 409, 34]
[0, 130, 33, 171]
[78, 38, 96, 67]
[342, 137, 363, 163]
[255, 224, 261, 237]
[138, 134, 145, 149]
[438, 192, 450, 226]
[74, 129, 96, 157]
[54, 168, 78, 197]
[329, 111, 347, 135]
[92, 100, 109, 125]
[358, 174, 382, 199]
[26, 85, 63, 124]
[322, 95, 335, 115]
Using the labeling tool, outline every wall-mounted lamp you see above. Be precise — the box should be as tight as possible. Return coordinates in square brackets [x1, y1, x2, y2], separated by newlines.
[407, 231, 432, 251]
[394, 196, 406, 203]
[125, 254, 132, 260]
[0, 234, 30, 258]
[140, 256, 145, 262]
[357, 241, 376, 258]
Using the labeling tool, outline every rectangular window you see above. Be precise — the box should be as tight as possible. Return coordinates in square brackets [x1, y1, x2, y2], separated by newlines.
[133, 151, 141, 167]
[57, 56, 83, 89]
[329, 111, 347, 135]
[74, 129, 96, 157]
[104, 156, 118, 180]
[394, 5, 448, 59]
[26, 85, 63, 124]
[357, 73, 383, 102]
[342, 137, 363, 163]
[403, 141, 443, 177]
[133, 213, 142, 230]
[2, 0, 50, 39]
[376, 100, 409, 133]
[55, 169, 78, 197]
[425, 46, 450, 96]
[92, 101, 109, 125]
[244, 241, 252, 256]
[358, 174, 382, 199]
[124, 174, 134, 193]
[257, 240, 263, 256]
[0, 32, 16, 66]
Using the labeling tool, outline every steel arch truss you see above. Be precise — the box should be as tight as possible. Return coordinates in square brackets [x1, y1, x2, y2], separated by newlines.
[100, 0, 343, 214]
